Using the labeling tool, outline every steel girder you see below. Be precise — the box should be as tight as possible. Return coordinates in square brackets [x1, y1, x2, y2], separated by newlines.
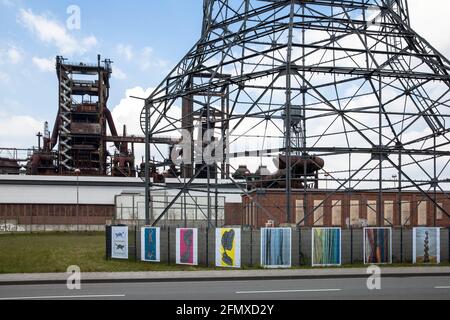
[141, 0, 450, 227]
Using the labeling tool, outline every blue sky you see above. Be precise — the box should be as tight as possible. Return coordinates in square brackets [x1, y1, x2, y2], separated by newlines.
[0, 0, 449, 151]
[0, 0, 203, 148]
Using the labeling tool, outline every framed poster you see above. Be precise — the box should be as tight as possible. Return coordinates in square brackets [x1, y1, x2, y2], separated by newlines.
[141, 227, 161, 262]
[260, 228, 292, 268]
[176, 228, 198, 266]
[215, 228, 241, 268]
[111, 226, 128, 260]
[413, 228, 440, 264]
[364, 227, 392, 264]
[312, 228, 342, 267]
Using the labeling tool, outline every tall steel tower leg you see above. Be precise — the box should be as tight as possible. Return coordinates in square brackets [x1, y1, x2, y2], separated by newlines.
[140, 0, 450, 227]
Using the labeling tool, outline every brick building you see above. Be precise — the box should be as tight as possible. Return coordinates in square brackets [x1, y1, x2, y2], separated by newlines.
[2, 175, 449, 231]
[234, 190, 450, 229]
[0, 175, 240, 231]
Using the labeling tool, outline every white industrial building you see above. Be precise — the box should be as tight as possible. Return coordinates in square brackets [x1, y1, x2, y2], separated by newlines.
[0, 175, 242, 232]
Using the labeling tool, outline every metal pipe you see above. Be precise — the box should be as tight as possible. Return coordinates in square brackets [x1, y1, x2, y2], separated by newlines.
[104, 108, 120, 150]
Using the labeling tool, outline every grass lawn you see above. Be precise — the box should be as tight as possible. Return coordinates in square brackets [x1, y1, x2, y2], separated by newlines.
[0, 232, 448, 274]
[0, 232, 209, 274]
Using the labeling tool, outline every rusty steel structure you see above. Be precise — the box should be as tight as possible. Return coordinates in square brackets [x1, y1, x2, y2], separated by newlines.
[141, 0, 450, 228]
[0, 158, 20, 175]
[19, 55, 185, 178]
[22, 55, 145, 177]
[55, 55, 113, 175]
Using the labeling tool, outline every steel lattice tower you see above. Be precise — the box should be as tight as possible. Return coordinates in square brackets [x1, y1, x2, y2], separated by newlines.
[142, 0, 450, 227]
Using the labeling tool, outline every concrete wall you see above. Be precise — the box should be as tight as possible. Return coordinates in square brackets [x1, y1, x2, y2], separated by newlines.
[341, 228, 352, 265]
[240, 229, 260, 266]
[129, 227, 450, 267]
[299, 229, 312, 265]
[441, 229, 449, 263]
[352, 229, 364, 264]
[392, 228, 413, 264]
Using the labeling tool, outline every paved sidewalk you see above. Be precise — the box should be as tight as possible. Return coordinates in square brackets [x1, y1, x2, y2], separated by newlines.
[1, 267, 449, 285]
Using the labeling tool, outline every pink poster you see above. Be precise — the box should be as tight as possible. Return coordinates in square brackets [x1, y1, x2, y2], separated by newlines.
[180, 229, 193, 264]
[177, 228, 197, 265]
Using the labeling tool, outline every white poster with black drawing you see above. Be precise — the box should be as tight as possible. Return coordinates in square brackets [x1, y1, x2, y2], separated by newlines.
[111, 226, 128, 260]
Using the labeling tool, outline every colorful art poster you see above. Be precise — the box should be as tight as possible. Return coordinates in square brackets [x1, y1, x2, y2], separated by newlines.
[111, 226, 128, 260]
[176, 228, 198, 266]
[215, 228, 241, 268]
[141, 227, 161, 262]
[364, 228, 392, 264]
[312, 228, 342, 266]
[260, 228, 292, 268]
[413, 228, 441, 264]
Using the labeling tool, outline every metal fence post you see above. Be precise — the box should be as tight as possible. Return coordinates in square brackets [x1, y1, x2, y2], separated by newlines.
[400, 227, 404, 264]
[298, 228, 303, 266]
[46, 205, 49, 233]
[350, 227, 354, 265]
[30, 205, 32, 234]
[250, 228, 253, 267]
[43, 205, 46, 233]
[167, 226, 171, 265]
[205, 227, 209, 267]
[134, 225, 138, 262]
[105, 225, 111, 260]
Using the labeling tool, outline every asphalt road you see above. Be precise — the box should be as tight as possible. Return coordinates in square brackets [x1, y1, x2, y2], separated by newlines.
[0, 277, 449, 300]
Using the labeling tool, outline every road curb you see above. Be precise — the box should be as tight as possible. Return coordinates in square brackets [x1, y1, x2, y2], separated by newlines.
[1, 272, 450, 286]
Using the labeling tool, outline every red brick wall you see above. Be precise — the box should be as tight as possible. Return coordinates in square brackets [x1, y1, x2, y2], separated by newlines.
[224, 203, 243, 226]
[239, 191, 450, 228]
[0, 204, 114, 225]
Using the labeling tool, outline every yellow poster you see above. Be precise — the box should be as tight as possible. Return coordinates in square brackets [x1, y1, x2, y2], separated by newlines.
[215, 228, 241, 268]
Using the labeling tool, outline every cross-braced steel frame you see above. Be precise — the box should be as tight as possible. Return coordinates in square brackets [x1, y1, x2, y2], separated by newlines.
[141, 0, 450, 228]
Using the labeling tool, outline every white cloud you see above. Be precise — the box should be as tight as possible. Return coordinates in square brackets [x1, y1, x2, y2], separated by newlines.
[116, 44, 169, 73]
[112, 66, 127, 80]
[0, 45, 23, 65]
[7, 47, 22, 64]
[110, 87, 153, 162]
[111, 86, 154, 136]
[82, 35, 98, 49]
[409, 0, 450, 56]
[32, 57, 54, 72]
[141, 46, 169, 72]
[110, 87, 182, 162]
[0, 71, 10, 83]
[0, 112, 42, 148]
[117, 44, 134, 61]
[18, 8, 98, 56]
